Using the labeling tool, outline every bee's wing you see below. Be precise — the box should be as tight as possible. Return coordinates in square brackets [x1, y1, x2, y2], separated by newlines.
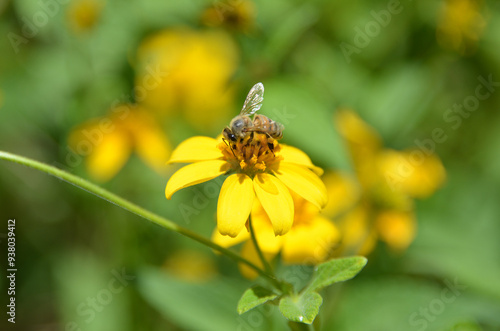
[240, 83, 264, 116]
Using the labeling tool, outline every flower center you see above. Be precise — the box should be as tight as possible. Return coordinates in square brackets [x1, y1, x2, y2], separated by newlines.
[218, 132, 282, 177]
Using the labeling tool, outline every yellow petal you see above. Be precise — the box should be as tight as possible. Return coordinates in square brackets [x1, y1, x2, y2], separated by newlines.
[281, 215, 340, 264]
[377, 149, 446, 199]
[253, 174, 294, 236]
[375, 210, 416, 251]
[67, 0, 103, 33]
[335, 109, 381, 151]
[211, 225, 250, 249]
[238, 240, 276, 280]
[168, 136, 223, 164]
[321, 171, 360, 218]
[273, 163, 328, 209]
[132, 119, 172, 173]
[217, 174, 255, 237]
[135, 28, 238, 130]
[358, 229, 378, 256]
[335, 110, 382, 176]
[279, 144, 323, 176]
[85, 129, 131, 182]
[163, 250, 217, 283]
[250, 202, 285, 253]
[338, 206, 376, 256]
[165, 160, 228, 199]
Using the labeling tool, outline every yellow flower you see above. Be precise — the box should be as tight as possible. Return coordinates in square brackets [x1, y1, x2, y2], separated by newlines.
[163, 250, 217, 283]
[201, 0, 256, 32]
[165, 134, 327, 238]
[135, 28, 238, 131]
[69, 104, 171, 181]
[212, 193, 340, 279]
[437, 0, 487, 54]
[66, 0, 104, 34]
[325, 110, 446, 254]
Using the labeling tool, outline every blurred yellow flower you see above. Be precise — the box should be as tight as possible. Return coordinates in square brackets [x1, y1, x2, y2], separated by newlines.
[212, 193, 340, 279]
[135, 28, 238, 131]
[163, 250, 217, 283]
[69, 104, 171, 182]
[201, 0, 256, 32]
[437, 0, 487, 54]
[325, 110, 446, 255]
[165, 133, 327, 238]
[66, 0, 104, 33]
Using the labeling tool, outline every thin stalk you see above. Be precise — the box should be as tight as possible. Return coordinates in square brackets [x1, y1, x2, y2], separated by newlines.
[248, 216, 275, 277]
[0, 150, 282, 289]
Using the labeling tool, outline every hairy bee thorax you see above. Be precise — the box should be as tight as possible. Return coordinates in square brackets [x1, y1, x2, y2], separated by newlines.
[218, 132, 283, 177]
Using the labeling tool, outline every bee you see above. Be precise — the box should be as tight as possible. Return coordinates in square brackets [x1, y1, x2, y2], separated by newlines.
[222, 82, 284, 144]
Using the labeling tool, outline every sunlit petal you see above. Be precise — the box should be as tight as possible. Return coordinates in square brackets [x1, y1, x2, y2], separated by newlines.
[211, 226, 250, 249]
[250, 202, 285, 253]
[321, 171, 360, 218]
[273, 163, 327, 209]
[377, 149, 446, 198]
[281, 215, 340, 264]
[335, 110, 381, 175]
[338, 206, 376, 255]
[217, 174, 255, 237]
[168, 136, 222, 164]
[133, 120, 172, 172]
[335, 109, 381, 151]
[86, 130, 131, 182]
[375, 210, 416, 251]
[165, 160, 228, 199]
[163, 250, 217, 283]
[253, 174, 294, 236]
[279, 144, 323, 176]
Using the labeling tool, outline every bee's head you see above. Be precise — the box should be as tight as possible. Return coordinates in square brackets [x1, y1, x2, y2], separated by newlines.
[222, 127, 236, 142]
[230, 116, 251, 137]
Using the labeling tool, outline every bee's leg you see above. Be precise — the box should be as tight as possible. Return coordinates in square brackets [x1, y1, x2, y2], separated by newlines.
[247, 131, 254, 144]
[268, 143, 275, 156]
[223, 138, 237, 157]
[265, 133, 275, 156]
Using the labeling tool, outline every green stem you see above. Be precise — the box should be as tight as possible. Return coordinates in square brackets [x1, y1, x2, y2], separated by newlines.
[0, 150, 282, 289]
[248, 216, 275, 277]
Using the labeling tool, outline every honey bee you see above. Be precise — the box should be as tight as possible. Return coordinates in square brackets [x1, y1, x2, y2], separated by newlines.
[222, 82, 284, 144]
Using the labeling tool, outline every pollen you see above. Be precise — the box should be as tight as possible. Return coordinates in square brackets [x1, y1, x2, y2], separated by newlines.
[218, 133, 282, 177]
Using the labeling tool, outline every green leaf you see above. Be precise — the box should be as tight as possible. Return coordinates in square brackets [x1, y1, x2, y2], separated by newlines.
[264, 4, 318, 67]
[306, 256, 367, 293]
[323, 276, 500, 331]
[279, 292, 323, 324]
[288, 315, 321, 331]
[137, 268, 245, 331]
[446, 321, 483, 331]
[288, 321, 312, 331]
[263, 79, 350, 170]
[237, 286, 279, 314]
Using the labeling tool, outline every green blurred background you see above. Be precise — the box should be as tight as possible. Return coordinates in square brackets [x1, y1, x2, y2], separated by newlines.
[1, 0, 500, 330]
